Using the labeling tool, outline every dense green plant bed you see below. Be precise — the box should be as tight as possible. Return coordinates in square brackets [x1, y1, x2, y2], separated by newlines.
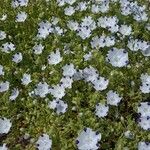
[0, 0, 150, 150]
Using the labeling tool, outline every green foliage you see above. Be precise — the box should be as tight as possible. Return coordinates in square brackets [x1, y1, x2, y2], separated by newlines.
[0, 0, 150, 149]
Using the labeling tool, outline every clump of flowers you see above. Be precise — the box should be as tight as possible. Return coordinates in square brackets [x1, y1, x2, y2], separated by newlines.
[91, 35, 115, 49]
[120, 0, 148, 21]
[127, 38, 150, 56]
[97, 16, 119, 33]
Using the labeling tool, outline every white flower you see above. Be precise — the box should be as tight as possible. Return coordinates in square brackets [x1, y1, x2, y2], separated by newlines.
[0, 14, 7, 21]
[1, 42, 15, 53]
[83, 52, 92, 61]
[54, 26, 63, 35]
[64, 6, 75, 16]
[76, 16, 96, 39]
[120, 1, 131, 16]
[137, 101, 150, 130]
[105, 36, 116, 47]
[41, 65, 46, 70]
[141, 46, 150, 56]
[73, 70, 83, 81]
[0, 31, 6, 40]
[62, 63, 76, 77]
[140, 83, 150, 94]
[12, 52, 23, 63]
[95, 103, 109, 118]
[91, 4, 100, 13]
[11, 0, 29, 8]
[111, 0, 119, 3]
[65, 0, 76, 5]
[83, 66, 98, 82]
[0, 118, 12, 134]
[34, 82, 49, 98]
[0, 143, 8, 150]
[77, 26, 92, 39]
[51, 17, 59, 25]
[9, 88, 19, 101]
[81, 16, 96, 30]
[0, 81, 9, 93]
[57, 0, 65, 6]
[90, 36, 101, 49]
[0, 65, 4, 76]
[127, 38, 140, 52]
[106, 48, 129, 67]
[106, 90, 122, 106]
[37, 27, 50, 39]
[37, 21, 53, 39]
[76, 128, 101, 150]
[16, 11, 27, 22]
[48, 49, 62, 65]
[60, 76, 73, 89]
[67, 20, 79, 31]
[124, 130, 134, 139]
[92, 1, 110, 13]
[11, 0, 19, 8]
[138, 102, 150, 117]
[36, 134, 52, 150]
[140, 73, 150, 94]
[133, 10, 148, 22]
[146, 24, 150, 31]
[119, 24, 132, 36]
[21, 73, 32, 85]
[138, 41, 150, 51]
[48, 99, 68, 114]
[92, 77, 109, 91]
[99, 2, 109, 13]
[49, 84, 65, 99]
[76, 2, 88, 11]
[33, 43, 44, 55]
[138, 117, 150, 130]
[138, 142, 150, 150]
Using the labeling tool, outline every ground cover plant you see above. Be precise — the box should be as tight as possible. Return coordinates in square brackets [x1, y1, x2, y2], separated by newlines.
[0, 0, 150, 149]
